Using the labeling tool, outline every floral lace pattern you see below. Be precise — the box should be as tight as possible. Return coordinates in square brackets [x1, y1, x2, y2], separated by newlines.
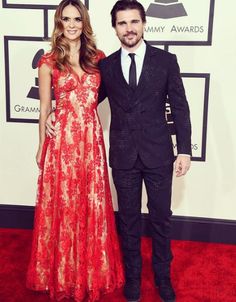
[26, 51, 124, 301]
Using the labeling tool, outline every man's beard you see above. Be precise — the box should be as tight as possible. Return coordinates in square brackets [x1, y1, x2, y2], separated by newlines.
[119, 33, 142, 48]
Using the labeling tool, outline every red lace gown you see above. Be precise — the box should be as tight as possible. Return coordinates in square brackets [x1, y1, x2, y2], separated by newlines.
[26, 51, 124, 301]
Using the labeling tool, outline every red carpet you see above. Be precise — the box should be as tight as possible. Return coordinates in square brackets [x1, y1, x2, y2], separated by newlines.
[1, 228, 236, 302]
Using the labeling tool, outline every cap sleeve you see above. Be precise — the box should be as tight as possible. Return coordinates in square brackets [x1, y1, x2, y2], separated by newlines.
[37, 52, 54, 69]
[96, 49, 106, 62]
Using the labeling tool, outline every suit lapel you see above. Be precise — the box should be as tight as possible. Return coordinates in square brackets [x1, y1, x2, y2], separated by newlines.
[110, 49, 136, 111]
[112, 49, 129, 89]
[131, 43, 156, 107]
[138, 43, 155, 88]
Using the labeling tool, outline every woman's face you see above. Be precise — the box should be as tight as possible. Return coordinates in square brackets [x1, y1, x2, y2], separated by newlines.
[61, 4, 83, 42]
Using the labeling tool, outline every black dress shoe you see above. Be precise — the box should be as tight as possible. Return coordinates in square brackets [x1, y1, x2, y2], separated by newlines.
[124, 278, 141, 302]
[156, 277, 176, 302]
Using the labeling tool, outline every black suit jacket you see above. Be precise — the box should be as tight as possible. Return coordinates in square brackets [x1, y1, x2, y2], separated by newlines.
[99, 42, 191, 169]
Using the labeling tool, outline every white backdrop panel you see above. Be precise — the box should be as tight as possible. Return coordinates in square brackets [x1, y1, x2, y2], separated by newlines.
[0, 0, 236, 220]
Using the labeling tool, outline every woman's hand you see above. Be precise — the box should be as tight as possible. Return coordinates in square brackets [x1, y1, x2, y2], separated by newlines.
[46, 111, 56, 137]
[36, 146, 43, 168]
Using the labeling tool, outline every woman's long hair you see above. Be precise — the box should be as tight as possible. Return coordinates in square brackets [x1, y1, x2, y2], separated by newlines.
[51, 0, 98, 73]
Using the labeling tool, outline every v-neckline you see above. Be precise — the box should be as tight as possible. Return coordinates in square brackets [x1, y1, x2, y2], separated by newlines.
[73, 70, 86, 83]
[70, 66, 87, 83]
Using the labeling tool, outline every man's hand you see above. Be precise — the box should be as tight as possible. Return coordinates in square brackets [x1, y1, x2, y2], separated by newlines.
[46, 111, 56, 137]
[174, 155, 191, 177]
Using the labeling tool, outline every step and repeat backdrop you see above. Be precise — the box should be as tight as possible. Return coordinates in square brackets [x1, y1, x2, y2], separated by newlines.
[0, 0, 236, 219]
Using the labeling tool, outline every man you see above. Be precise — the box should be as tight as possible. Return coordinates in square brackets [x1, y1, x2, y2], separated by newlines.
[98, 1, 191, 302]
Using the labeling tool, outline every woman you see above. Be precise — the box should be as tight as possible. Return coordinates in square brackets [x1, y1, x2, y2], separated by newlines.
[26, 1, 124, 301]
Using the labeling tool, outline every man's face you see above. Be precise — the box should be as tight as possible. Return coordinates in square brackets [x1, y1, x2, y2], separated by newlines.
[114, 9, 145, 50]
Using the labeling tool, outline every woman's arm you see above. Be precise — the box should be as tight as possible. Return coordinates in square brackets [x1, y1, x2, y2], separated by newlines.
[36, 63, 52, 167]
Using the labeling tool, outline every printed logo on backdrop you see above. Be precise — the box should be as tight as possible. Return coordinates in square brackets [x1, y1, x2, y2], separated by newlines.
[144, 0, 215, 160]
[165, 74, 210, 161]
[4, 37, 53, 123]
[143, 0, 215, 45]
[3, 0, 88, 124]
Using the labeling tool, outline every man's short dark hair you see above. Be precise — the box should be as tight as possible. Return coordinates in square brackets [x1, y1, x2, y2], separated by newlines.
[111, 0, 146, 27]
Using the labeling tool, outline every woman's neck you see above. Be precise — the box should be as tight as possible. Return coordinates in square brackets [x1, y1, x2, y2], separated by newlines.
[69, 40, 81, 56]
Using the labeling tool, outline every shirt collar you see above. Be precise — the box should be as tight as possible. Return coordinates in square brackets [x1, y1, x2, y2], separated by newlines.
[121, 39, 146, 60]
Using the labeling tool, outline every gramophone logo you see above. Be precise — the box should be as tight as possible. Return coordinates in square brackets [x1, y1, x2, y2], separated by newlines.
[144, 0, 214, 45]
[27, 49, 44, 100]
[146, 0, 187, 19]
[27, 49, 55, 102]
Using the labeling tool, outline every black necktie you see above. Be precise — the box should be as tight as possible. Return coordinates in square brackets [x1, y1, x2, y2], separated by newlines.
[128, 53, 137, 89]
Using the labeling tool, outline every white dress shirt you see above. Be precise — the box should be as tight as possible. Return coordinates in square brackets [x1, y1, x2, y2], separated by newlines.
[121, 39, 146, 85]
